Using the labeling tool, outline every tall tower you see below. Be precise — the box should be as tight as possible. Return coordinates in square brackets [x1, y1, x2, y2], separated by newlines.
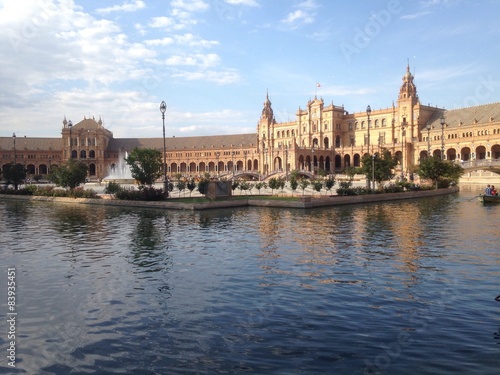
[397, 63, 420, 174]
[257, 92, 275, 175]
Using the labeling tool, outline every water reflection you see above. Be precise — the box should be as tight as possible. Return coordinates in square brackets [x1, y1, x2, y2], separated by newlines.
[1, 192, 499, 374]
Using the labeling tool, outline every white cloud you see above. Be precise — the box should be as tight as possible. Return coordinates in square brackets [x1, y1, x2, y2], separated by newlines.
[96, 0, 146, 14]
[282, 9, 314, 25]
[171, 0, 209, 13]
[172, 69, 241, 84]
[297, 0, 319, 9]
[401, 11, 431, 20]
[224, 0, 260, 6]
[166, 53, 220, 68]
[174, 33, 219, 48]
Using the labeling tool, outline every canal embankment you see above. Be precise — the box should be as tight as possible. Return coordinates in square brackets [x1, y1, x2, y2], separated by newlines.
[0, 186, 460, 210]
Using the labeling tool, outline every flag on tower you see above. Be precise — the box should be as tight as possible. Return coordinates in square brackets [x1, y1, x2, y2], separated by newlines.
[316, 82, 321, 88]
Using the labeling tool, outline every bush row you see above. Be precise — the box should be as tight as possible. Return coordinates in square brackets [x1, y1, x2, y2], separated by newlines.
[0, 185, 100, 198]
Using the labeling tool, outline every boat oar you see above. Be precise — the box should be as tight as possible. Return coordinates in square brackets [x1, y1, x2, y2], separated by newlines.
[467, 195, 480, 201]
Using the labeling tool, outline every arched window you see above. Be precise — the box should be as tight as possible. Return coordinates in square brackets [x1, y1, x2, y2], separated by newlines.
[382, 118, 386, 127]
[80, 150, 87, 159]
[89, 150, 96, 158]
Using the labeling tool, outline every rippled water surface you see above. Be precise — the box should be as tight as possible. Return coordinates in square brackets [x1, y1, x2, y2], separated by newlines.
[0, 191, 499, 374]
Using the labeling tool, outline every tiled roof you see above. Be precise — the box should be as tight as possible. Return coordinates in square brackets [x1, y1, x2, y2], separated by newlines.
[108, 133, 258, 151]
[71, 118, 102, 130]
[0, 137, 62, 151]
[428, 102, 500, 128]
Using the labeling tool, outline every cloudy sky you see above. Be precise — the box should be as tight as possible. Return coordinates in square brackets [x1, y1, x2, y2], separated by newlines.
[1, 0, 499, 139]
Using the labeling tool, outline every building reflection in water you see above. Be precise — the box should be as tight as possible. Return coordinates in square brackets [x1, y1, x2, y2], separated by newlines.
[253, 198, 457, 298]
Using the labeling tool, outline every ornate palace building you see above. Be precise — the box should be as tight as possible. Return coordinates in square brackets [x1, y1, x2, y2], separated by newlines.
[2, 66, 500, 181]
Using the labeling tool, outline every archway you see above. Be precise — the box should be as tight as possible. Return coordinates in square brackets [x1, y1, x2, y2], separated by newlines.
[335, 155, 342, 169]
[492, 144, 500, 159]
[460, 147, 471, 161]
[446, 148, 457, 161]
[324, 137, 329, 149]
[343, 154, 351, 168]
[476, 145, 486, 160]
[353, 154, 361, 167]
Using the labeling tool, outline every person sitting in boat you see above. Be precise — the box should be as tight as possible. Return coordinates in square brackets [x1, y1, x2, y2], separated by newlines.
[485, 184, 492, 195]
[491, 185, 497, 196]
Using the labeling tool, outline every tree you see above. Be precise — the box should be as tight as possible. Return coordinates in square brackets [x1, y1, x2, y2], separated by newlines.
[254, 182, 266, 195]
[239, 181, 250, 195]
[268, 177, 280, 195]
[417, 156, 464, 188]
[3, 163, 27, 190]
[360, 148, 398, 190]
[187, 179, 196, 197]
[312, 180, 323, 195]
[176, 180, 186, 197]
[289, 176, 299, 196]
[299, 179, 310, 195]
[231, 180, 240, 193]
[197, 178, 210, 195]
[324, 175, 336, 195]
[125, 148, 162, 188]
[50, 159, 88, 190]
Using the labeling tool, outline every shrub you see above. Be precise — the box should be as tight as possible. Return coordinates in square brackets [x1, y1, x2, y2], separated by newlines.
[197, 178, 210, 195]
[115, 187, 165, 201]
[104, 181, 123, 195]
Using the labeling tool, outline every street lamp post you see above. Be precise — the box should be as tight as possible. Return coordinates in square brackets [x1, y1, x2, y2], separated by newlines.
[401, 120, 406, 179]
[366, 105, 372, 188]
[426, 121, 431, 157]
[284, 144, 288, 181]
[371, 154, 375, 192]
[311, 146, 314, 174]
[160, 101, 168, 197]
[68, 120, 73, 159]
[12, 133, 16, 165]
[440, 114, 445, 160]
[216, 152, 220, 178]
[264, 148, 268, 176]
[232, 151, 235, 178]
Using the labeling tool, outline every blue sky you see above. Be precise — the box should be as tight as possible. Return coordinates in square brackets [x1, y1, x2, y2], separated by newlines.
[1, 0, 499, 139]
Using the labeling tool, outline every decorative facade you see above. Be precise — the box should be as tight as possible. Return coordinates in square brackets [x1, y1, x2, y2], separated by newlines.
[1, 66, 500, 181]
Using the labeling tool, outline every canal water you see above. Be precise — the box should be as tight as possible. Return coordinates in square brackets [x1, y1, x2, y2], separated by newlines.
[0, 190, 499, 374]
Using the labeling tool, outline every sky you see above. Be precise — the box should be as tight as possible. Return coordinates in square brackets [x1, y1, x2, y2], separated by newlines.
[1, 0, 500, 139]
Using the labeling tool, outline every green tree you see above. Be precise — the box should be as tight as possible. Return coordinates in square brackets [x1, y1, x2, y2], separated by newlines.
[278, 179, 286, 194]
[231, 180, 240, 193]
[3, 163, 27, 190]
[312, 180, 323, 195]
[417, 156, 464, 188]
[289, 176, 299, 196]
[197, 178, 210, 195]
[299, 179, 310, 195]
[324, 175, 336, 195]
[125, 148, 162, 188]
[361, 148, 398, 190]
[50, 159, 88, 190]
[176, 180, 186, 197]
[268, 177, 280, 195]
[239, 181, 250, 195]
[254, 182, 266, 194]
[187, 179, 196, 197]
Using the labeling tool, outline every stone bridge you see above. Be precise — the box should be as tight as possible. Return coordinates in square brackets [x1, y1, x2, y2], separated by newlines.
[459, 159, 500, 174]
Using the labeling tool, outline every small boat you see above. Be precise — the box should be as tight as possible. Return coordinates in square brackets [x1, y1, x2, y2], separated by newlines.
[478, 194, 500, 204]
